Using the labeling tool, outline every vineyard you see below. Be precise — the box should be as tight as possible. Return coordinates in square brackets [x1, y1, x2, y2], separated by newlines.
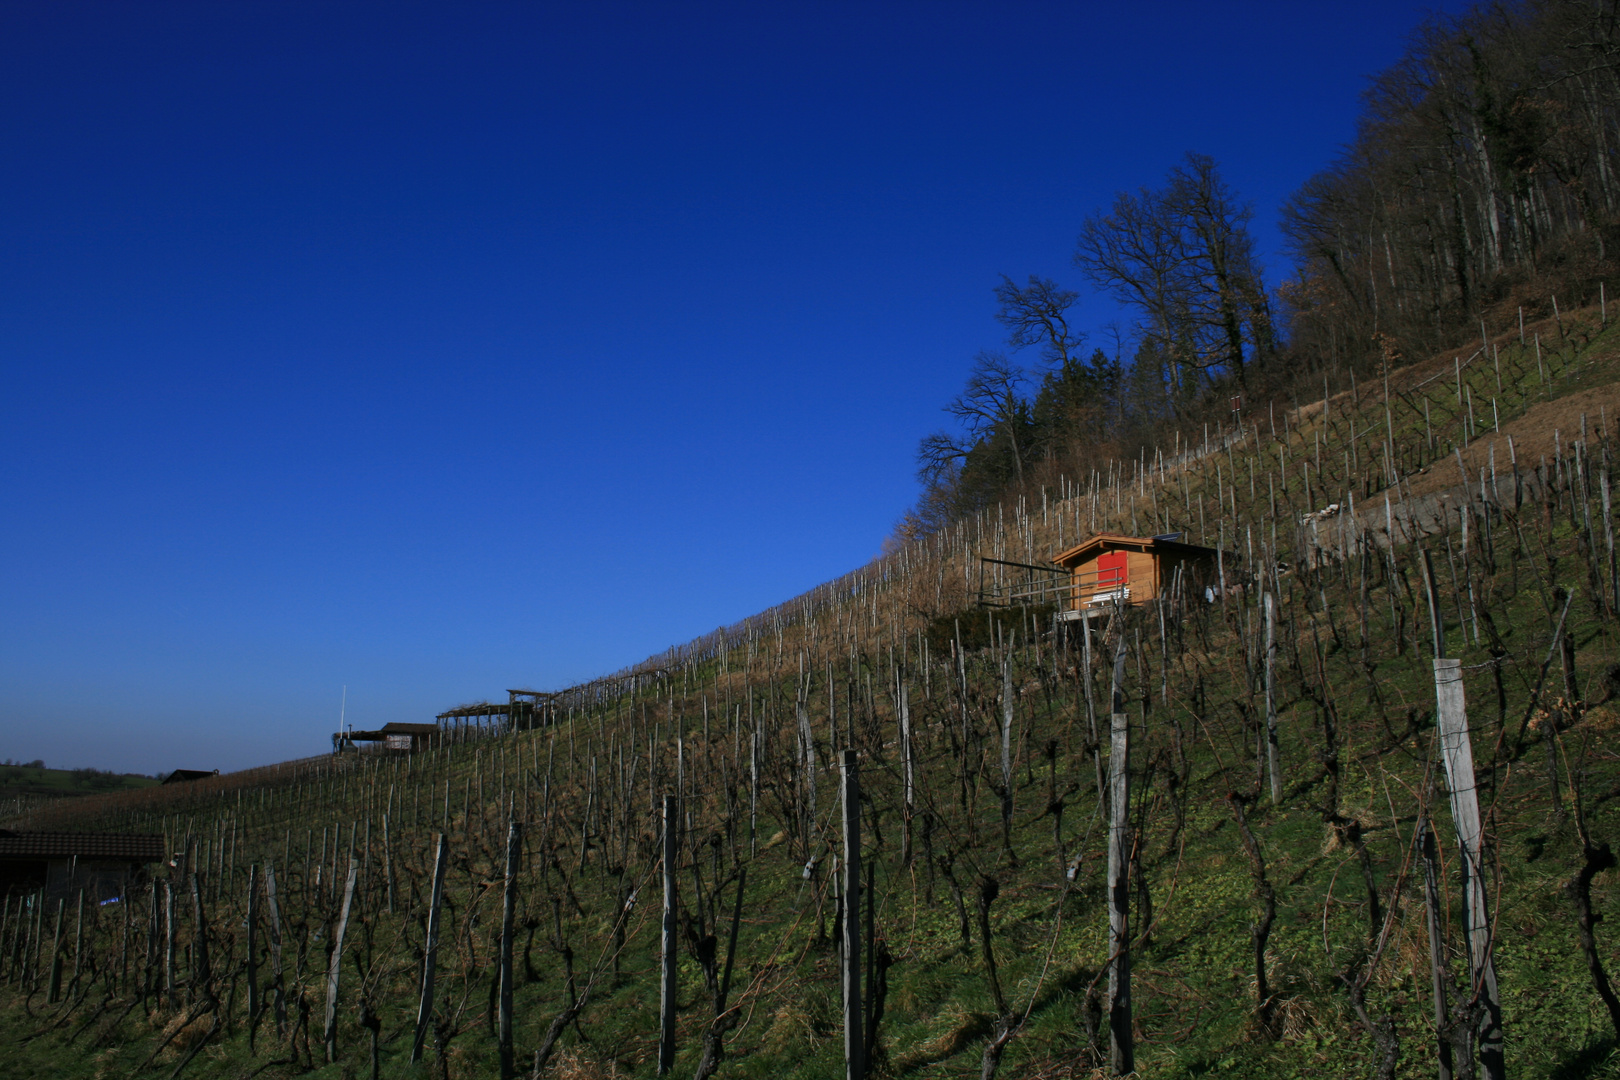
[4, 302, 1620, 1080]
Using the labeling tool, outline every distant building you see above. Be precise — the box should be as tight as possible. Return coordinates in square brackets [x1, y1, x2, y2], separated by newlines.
[0, 830, 165, 900]
[333, 721, 440, 754]
[1052, 532, 1218, 617]
[161, 769, 218, 785]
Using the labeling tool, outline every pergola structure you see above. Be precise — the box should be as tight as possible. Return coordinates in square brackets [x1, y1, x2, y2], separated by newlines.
[435, 689, 559, 738]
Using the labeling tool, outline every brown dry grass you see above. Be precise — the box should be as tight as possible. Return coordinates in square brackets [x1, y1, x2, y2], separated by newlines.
[1398, 383, 1620, 500]
[551, 1046, 628, 1079]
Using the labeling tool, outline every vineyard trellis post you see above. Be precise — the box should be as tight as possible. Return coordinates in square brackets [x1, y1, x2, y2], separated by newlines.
[1264, 591, 1280, 803]
[246, 862, 259, 1048]
[1423, 548, 1504, 1080]
[411, 833, 448, 1063]
[660, 793, 678, 1075]
[1107, 618, 1134, 1075]
[1418, 815, 1455, 1080]
[499, 815, 521, 1080]
[45, 897, 62, 1004]
[324, 857, 357, 1062]
[842, 748, 865, 1080]
[264, 861, 286, 1035]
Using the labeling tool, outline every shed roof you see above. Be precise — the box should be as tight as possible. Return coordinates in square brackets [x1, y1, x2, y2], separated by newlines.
[380, 722, 439, 735]
[0, 831, 165, 862]
[161, 769, 218, 784]
[1052, 532, 1215, 569]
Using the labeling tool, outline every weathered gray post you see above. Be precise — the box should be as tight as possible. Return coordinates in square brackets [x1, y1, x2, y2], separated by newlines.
[1264, 591, 1281, 803]
[246, 863, 259, 1039]
[264, 862, 286, 1034]
[46, 897, 63, 1004]
[1107, 627, 1134, 1075]
[1422, 549, 1503, 1080]
[71, 888, 84, 988]
[382, 812, 395, 916]
[144, 879, 159, 1001]
[411, 834, 449, 1063]
[842, 748, 864, 1080]
[1435, 658, 1504, 1080]
[1000, 652, 1015, 855]
[189, 873, 213, 1003]
[1418, 816, 1454, 1080]
[899, 677, 914, 864]
[660, 794, 678, 1075]
[324, 857, 358, 1062]
[499, 816, 521, 1080]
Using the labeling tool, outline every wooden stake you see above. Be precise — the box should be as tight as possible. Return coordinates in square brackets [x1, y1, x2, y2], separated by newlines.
[1107, 627, 1133, 1075]
[265, 861, 287, 1036]
[1418, 816, 1455, 1080]
[499, 816, 521, 1080]
[1264, 592, 1280, 803]
[45, 898, 63, 1004]
[841, 749, 864, 1080]
[324, 857, 358, 1062]
[660, 794, 678, 1075]
[1434, 658, 1504, 1080]
[410, 834, 449, 1063]
[246, 864, 259, 1043]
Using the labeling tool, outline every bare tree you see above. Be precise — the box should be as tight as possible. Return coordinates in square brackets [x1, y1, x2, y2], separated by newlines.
[1074, 153, 1267, 392]
[916, 351, 1032, 492]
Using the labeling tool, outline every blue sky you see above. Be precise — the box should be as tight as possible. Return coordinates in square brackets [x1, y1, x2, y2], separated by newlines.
[1, 1, 1465, 773]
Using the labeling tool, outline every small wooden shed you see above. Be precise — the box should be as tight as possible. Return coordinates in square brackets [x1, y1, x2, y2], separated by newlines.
[161, 769, 218, 785]
[0, 830, 165, 900]
[1051, 532, 1218, 615]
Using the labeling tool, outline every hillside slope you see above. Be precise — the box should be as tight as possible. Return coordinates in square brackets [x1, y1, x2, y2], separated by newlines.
[4, 305, 1620, 1080]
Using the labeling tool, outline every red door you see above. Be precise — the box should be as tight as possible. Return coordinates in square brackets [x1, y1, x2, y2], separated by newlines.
[1096, 551, 1128, 592]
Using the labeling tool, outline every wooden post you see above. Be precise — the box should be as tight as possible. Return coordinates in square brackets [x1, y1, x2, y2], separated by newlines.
[841, 749, 864, 1080]
[246, 864, 259, 1042]
[324, 857, 358, 1062]
[899, 676, 914, 864]
[1107, 628, 1133, 1075]
[46, 897, 63, 1004]
[1000, 652, 1015, 856]
[27, 889, 43, 993]
[71, 888, 83, 989]
[382, 813, 395, 916]
[499, 816, 521, 1080]
[660, 794, 678, 1075]
[69, 880, 83, 990]
[411, 834, 449, 1063]
[143, 879, 159, 1001]
[1264, 592, 1281, 803]
[264, 862, 286, 1035]
[190, 872, 213, 1002]
[1418, 816, 1454, 1080]
[1434, 657, 1504, 1080]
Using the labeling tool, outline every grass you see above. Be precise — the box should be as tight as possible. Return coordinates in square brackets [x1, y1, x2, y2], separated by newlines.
[0, 763, 158, 808]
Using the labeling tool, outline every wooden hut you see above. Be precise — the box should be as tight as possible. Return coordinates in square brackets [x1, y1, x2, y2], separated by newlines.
[161, 769, 218, 785]
[0, 830, 165, 900]
[336, 722, 441, 753]
[1051, 532, 1218, 617]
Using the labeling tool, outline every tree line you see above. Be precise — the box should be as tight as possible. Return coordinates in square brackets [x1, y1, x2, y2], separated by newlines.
[905, 0, 1620, 541]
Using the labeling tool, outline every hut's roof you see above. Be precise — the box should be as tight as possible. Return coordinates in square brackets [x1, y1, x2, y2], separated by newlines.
[161, 769, 217, 785]
[0, 830, 165, 862]
[1052, 532, 1215, 569]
